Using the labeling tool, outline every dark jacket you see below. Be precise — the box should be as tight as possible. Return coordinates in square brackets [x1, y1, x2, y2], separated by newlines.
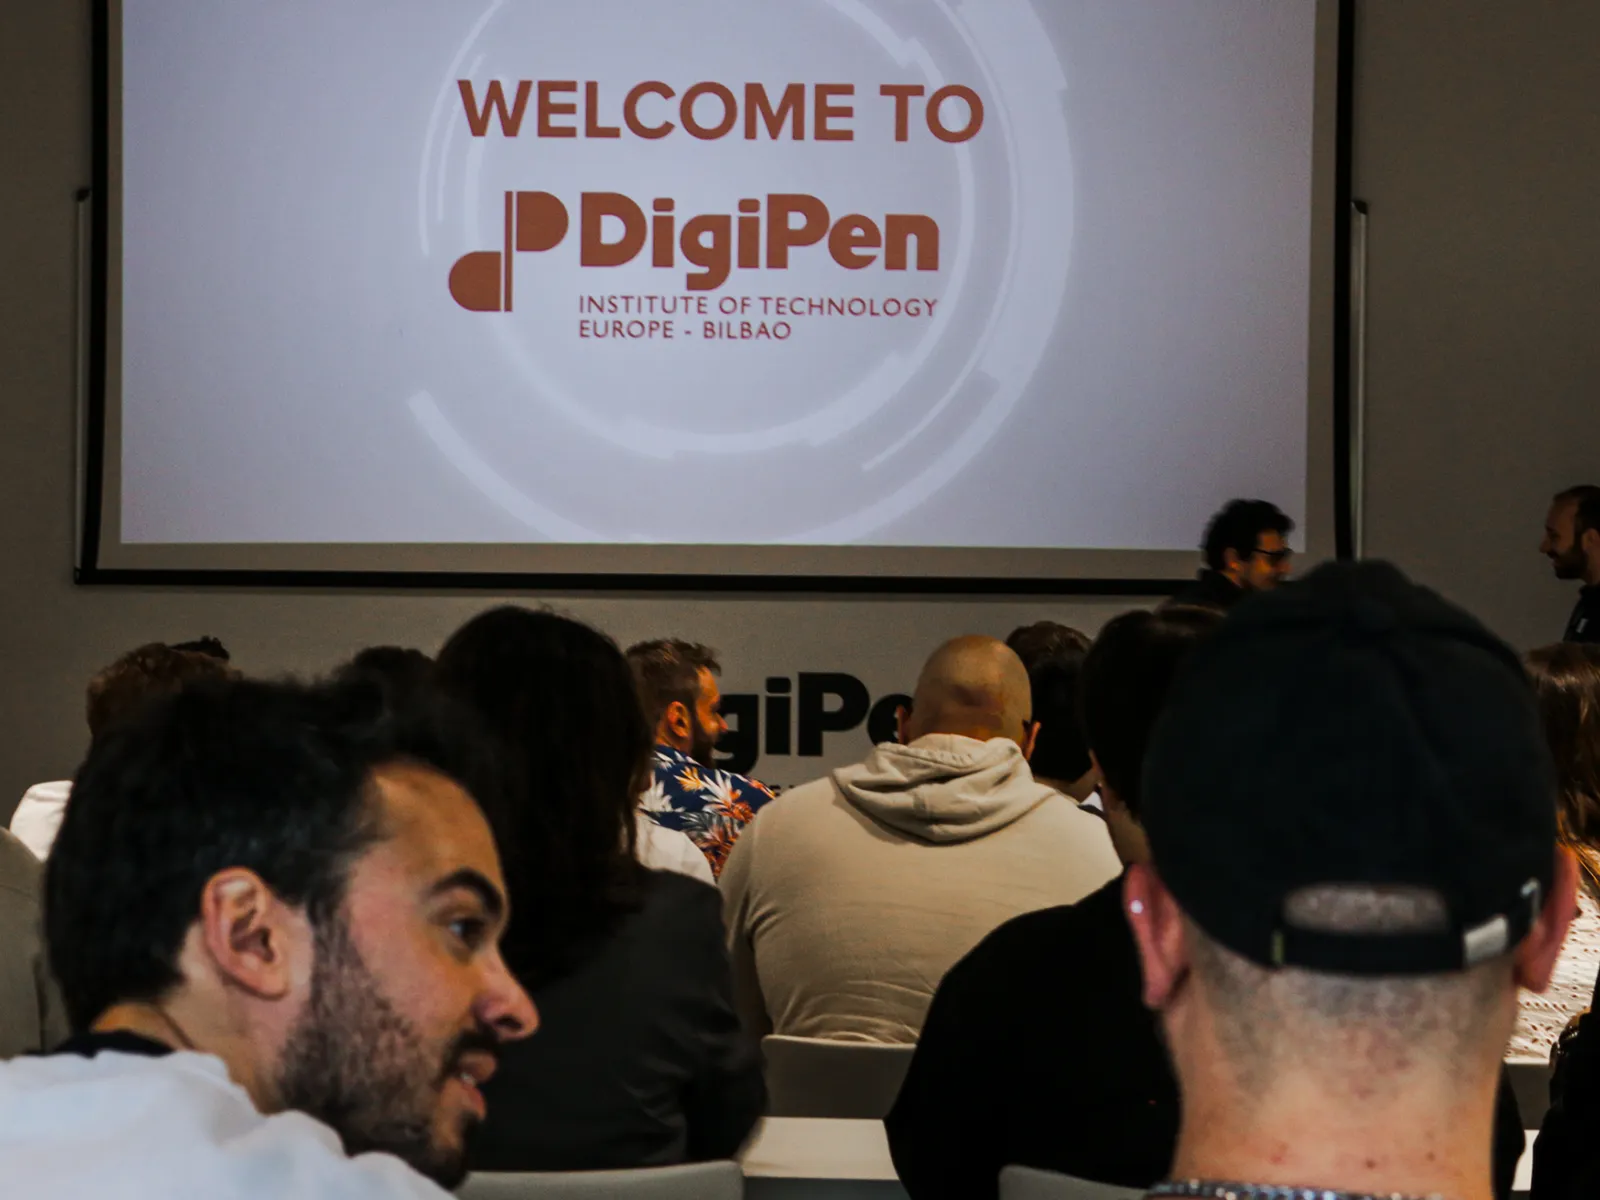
[886, 875, 1176, 1196]
[1166, 569, 1245, 612]
[472, 869, 765, 1171]
[887, 873, 1527, 1200]
[1531, 964, 1600, 1199]
[1563, 585, 1600, 643]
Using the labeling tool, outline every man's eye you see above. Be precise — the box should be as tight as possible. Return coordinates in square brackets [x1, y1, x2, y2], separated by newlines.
[449, 918, 488, 948]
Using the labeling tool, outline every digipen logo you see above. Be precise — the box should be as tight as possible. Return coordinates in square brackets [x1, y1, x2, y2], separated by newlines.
[449, 189, 940, 308]
[448, 191, 569, 312]
[714, 673, 912, 776]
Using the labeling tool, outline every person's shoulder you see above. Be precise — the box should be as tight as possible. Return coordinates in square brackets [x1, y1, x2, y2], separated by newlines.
[637, 867, 724, 930]
[716, 766, 776, 806]
[962, 876, 1126, 973]
[0, 828, 42, 898]
[1020, 789, 1122, 840]
[630, 869, 733, 972]
[0, 1050, 446, 1197]
[732, 773, 840, 840]
[754, 773, 835, 811]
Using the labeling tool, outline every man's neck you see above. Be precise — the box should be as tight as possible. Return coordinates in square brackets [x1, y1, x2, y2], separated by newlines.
[1170, 1073, 1495, 1200]
[93, 1000, 274, 1113]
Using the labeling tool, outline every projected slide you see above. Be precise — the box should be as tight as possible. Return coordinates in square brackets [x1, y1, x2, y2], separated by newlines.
[103, 0, 1330, 577]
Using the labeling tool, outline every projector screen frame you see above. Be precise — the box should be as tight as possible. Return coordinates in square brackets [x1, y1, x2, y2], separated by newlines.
[77, 0, 1355, 596]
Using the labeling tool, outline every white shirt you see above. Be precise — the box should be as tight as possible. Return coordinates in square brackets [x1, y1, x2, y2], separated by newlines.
[635, 812, 715, 884]
[9, 780, 71, 860]
[0, 1045, 450, 1198]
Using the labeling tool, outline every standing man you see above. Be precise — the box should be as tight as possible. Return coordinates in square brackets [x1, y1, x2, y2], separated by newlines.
[1541, 485, 1600, 642]
[1169, 499, 1294, 611]
[626, 639, 775, 877]
[1128, 561, 1575, 1200]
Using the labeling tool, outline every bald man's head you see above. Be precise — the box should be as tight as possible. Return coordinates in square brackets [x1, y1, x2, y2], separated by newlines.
[901, 636, 1036, 750]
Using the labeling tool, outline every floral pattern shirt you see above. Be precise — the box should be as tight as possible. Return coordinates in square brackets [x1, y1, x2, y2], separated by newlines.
[639, 744, 776, 877]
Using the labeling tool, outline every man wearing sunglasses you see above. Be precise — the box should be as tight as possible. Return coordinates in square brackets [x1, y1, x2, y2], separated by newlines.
[1169, 498, 1295, 611]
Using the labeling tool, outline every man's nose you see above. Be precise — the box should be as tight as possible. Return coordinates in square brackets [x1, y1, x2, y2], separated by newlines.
[481, 953, 538, 1041]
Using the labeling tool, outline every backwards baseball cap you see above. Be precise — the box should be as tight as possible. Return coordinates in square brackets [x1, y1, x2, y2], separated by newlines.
[1142, 560, 1557, 975]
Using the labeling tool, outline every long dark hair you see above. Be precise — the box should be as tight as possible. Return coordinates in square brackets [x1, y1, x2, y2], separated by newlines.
[1527, 642, 1600, 895]
[435, 607, 649, 982]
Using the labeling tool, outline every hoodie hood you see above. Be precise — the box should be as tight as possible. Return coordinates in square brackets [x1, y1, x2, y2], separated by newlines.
[832, 734, 1055, 844]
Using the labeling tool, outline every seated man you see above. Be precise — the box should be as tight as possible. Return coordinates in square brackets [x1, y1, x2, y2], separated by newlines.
[0, 827, 65, 1058]
[1168, 498, 1294, 610]
[0, 677, 536, 1196]
[721, 635, 1120, 1043]
[626, 639, 774, 876]
[1005, 620, 1098, 805]
[888, 606, 1221, 1198]
[10, 640, 232, 859]
[1130, 561, 1573, 1200]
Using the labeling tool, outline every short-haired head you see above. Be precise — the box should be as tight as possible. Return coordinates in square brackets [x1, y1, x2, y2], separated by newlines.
[438, 607, 649, 981]
[1128, 561, 1576, 1113]
[1201, 499, 1295, 594]
[85, 643, 234, 740]
[1005, 621, 1092, 671]
[1006, 623, 1094, 788]
[1553, 485, 1600, 538]
[1544, 486, 1600, 583]
[902, 636, 1033, 748]
[624, 638, 726, 763]
[1078, 606, 1223, 818]
[333, 645, 436, 705]
[1202, 499, 1294, 571]
[46, 675, 534, 1185]
[168, 635, 230, 661]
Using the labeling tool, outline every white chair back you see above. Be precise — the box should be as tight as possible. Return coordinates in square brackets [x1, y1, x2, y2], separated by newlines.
[760, 1034, 915, 1119]
[458, 1161, 743, 1199]
[998, 1165, 1147, 1200]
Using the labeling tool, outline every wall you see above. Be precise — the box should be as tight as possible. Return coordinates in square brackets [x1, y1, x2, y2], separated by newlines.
[1354, 0, 1600, 644]
[3, 1, 1598, 816]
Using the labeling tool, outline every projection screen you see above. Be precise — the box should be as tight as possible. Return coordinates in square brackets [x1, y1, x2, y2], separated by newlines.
[81, 0, 1350, 588]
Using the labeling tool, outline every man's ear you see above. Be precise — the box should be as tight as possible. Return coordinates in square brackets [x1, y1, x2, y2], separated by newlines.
[663, 699, 691, 746]
[1090, 753, 1123, 813]
[1220, 548, 1244, 580]
[896, 703, 913, 746]
[193, 869, 304, 1001]
[1125, 864, 1191, 1010]
[1515, 846, 1580, 993]
[1020, 720, 1040, 762]
[1582, 526, 1600, 559]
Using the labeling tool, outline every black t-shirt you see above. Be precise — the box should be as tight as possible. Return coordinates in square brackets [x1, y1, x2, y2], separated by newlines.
[1564, 586, 1600, 643]
[887, 873, 1527, 1200]
[887, 874, 1178, 1198]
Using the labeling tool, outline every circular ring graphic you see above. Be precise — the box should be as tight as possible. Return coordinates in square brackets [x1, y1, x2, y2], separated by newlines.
[414, 0, 1074, 544]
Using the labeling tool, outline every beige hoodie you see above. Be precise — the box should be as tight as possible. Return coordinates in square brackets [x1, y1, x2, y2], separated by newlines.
[720, 734, 1121, 1043]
